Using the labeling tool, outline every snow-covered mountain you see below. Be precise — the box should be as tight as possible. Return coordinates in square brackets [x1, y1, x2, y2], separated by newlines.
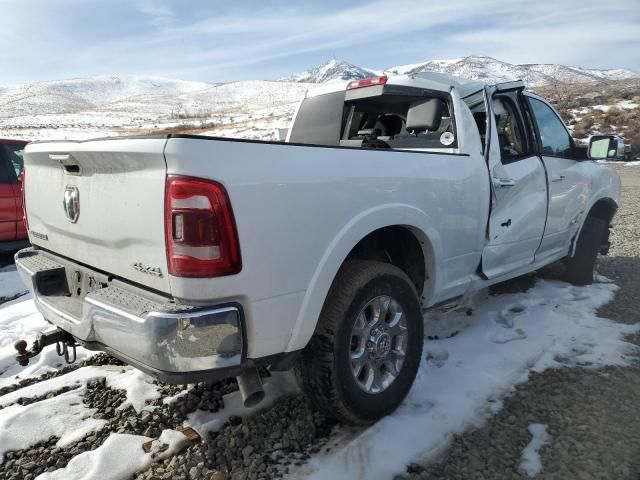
[288, 55, 639, 87]
[0, 75, 312, 142]
[0, 55, 637, 143]
[280, 59, 380, 84]
[0, 75, 217, 118]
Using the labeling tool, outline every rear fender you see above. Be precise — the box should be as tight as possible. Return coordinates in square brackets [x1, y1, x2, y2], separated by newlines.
[284, 204, 440, 352]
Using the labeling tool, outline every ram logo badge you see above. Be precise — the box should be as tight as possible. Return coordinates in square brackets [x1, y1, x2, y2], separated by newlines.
[62, 186, 80, 223]
[132, 262, 163, 277]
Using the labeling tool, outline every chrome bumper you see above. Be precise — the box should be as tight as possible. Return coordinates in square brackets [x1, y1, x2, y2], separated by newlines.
[15, 248, 243, 382]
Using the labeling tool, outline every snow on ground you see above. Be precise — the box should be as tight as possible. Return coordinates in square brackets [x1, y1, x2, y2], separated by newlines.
[597, 160, 640, 166]
[0, 281, 94, 386]
[107, 369, 161, 412]
[0, 384, 107, 458]
[186, 372, 298, 437]
[301, 279, 638, 480]
[519, 424, 551, 477]
[0, 292, 68, 384]
[0, 266, 637, 479]
[0, 266, 27, 300]
[0, 296, 48, 387]
[0, 365, 161, 462]
[36, 430, 188, 480]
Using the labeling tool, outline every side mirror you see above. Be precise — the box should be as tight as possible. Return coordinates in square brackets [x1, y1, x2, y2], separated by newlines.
[588, 135, 625, 160]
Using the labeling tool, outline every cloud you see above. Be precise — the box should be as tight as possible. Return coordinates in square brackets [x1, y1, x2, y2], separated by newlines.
[133, 0, 175, 26]
[0, 0, 637, 83]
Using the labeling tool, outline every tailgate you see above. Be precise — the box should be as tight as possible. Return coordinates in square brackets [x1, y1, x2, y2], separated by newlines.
[24, 138, 171, 293]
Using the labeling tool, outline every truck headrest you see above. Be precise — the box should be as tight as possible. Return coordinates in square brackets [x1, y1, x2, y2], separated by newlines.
[406, 98, 442, 132]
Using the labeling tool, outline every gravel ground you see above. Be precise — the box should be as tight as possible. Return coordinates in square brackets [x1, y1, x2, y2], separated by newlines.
[404, 163, 640, 480]
[0, 357, 335, 480]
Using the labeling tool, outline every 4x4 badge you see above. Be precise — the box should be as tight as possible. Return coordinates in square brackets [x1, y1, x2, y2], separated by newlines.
[63, 186, 80, 223]
[132, 262, 163, 277]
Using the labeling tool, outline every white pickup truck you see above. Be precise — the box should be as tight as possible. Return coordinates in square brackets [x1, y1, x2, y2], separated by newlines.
[15, 73, 621, 425]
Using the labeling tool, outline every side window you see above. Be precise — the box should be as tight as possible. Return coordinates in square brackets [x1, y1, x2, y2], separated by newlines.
[0, 145, 17, 184]
[2, 145, 24, 181]
[528, 97, 572, 157]
[493, 96, 528, 163]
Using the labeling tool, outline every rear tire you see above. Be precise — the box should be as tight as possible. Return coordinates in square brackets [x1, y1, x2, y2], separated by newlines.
[296, 260, 423, 425]
[563, 216, 607, 286]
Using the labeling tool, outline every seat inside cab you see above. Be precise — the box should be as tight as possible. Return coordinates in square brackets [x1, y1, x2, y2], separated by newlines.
[340, 94, 458, 151]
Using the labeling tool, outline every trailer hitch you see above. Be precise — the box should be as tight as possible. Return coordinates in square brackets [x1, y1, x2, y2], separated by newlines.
[14, 329, 77, 366]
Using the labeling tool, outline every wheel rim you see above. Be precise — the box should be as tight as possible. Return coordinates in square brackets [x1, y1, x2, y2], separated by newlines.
[349, 294, 408, 394]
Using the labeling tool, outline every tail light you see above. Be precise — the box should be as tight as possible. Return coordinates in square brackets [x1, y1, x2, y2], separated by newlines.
[346, 75, 388, 90]
[165, 176, 241, 277]
[20, 169, 28, 231]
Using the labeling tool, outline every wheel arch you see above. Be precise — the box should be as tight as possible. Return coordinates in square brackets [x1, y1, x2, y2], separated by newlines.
[285, 205, 439, 352]
[569, 197, 618, 257]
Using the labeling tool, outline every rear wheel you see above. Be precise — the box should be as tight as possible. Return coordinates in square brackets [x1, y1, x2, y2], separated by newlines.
[563, 216, 607, 286]
[296, 260, 423, 425]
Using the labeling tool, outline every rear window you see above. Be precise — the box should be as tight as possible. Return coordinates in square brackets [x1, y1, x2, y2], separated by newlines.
[0, 143, 25, 182]
[288, 91, 346, 145]
[342, 94, 457, 150]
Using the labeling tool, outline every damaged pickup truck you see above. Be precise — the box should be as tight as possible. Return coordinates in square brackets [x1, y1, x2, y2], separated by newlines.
[14, 73, 620, 425]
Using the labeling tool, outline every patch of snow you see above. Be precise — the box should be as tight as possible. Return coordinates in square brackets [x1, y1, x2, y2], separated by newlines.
[35, 430, 188, 480]
[519, 424, 551, 477]
[150, 429, 189, 458]
[488, 326, 528, 344]
[0, 365, 163, 461]
[163, 385, 194, 405]
[301, 279, 638, 480]
[0, 292, 95, 385]
[0, 366, 111, 407]
[617, 100, 638, 110]
[187, 372, 298, 437]
[106, 368, 161, 413]
[0, 388, 107, 461]
[0, 266, 27, 300]
[0, 266, 95, 384]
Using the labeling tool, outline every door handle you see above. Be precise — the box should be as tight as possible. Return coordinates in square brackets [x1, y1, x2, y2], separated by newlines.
[492, 177, 515, 188]
[551, 174, 566, 182]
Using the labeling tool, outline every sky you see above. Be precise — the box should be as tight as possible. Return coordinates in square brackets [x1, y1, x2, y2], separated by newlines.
[1, 0, 639, 84]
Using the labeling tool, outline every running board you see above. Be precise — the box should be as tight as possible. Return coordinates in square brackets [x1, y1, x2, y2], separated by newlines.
[423, 288, 488, 339]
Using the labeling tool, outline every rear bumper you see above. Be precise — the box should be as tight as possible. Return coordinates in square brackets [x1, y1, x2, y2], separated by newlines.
[15, 247, 244, 383]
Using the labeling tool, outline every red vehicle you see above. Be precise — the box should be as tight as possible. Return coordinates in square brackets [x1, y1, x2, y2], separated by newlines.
[0, 139, 29, 251]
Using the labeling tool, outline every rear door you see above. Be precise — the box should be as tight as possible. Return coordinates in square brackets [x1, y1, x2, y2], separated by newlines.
[24, 138, 171, 293]
[525, 94, 590, 261]
[0, 144, 19, 241]
[481, 87, 548, 278]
